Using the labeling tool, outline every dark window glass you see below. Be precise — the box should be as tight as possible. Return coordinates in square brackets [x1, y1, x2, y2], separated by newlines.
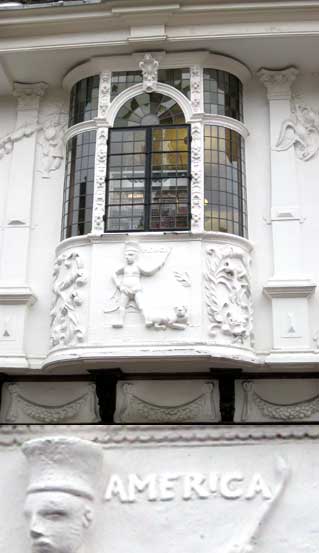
[114, 92, 185, 128]
[69, 76, 100, 127]
[204, 125, 247, 237]
[203, 69, 243, 121]
[158, 68, 191, 98]
[106, 126, 190, 232]
[111, 71, 142, 100]
[61, 131, 96, 239]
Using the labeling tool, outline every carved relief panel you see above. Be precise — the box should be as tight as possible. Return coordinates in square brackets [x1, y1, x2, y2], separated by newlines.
[204, 243, 254, 347]
[0, 382, 100, 423]
[115, 380, 219, 423]
[235, 379, 319, 422]
[3, 426, 319, 553]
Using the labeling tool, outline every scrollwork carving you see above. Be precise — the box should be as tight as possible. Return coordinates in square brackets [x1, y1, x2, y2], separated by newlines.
[50, 252, 87, 348]
[276, 100, 319, 161]
[139, 53, 159, 93]
[205, 245, 253, 345]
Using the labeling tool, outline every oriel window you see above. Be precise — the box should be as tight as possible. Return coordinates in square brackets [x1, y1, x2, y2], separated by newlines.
[105, 93, 191, 232]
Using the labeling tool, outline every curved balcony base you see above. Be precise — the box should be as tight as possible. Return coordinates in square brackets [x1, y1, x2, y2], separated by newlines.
[46, 232, 255, 373]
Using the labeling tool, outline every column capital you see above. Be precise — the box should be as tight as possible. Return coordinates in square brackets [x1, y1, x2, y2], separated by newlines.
[257, 67, 298, 100]
[13, 81, 48, 110]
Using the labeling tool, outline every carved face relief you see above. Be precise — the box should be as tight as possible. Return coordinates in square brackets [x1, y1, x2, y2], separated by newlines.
[125, 250, 138, 265]
[24, 492, 92, 553]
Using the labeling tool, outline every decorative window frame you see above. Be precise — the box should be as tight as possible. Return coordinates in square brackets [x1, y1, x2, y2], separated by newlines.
[62, 51, 251, 238]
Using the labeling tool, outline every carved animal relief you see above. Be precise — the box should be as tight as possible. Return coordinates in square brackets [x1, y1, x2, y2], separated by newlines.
[50, 251, 87, 347]
[276, 100, 319, 161]
[205, 245, 253, 345]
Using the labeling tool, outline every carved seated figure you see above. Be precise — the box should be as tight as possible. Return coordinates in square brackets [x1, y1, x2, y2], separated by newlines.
[145, 305, 189, 330]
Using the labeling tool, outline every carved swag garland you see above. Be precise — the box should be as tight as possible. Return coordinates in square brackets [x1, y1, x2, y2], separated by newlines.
[50, 252, 87, 347]
[205, 245, 254, 346]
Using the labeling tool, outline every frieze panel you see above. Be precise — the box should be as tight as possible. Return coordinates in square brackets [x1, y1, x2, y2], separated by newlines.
[4, 430, 307, 553]
[236, 380, 319, 422]
[0, 382, 99, 423]
[115, 380, 219, 423]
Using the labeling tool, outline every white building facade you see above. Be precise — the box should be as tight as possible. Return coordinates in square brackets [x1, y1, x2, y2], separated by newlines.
[1, 0, 319, 423]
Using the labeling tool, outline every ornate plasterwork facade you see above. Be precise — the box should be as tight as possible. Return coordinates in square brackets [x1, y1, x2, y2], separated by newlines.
[1, 0, 319, 422]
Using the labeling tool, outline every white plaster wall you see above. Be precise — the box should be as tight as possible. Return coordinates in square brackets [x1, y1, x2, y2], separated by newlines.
[0, 96, 17, 272]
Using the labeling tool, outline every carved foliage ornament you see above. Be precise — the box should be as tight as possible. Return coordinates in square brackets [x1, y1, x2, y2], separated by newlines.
[139, 53, 159, 93]
[205, 245, 254, 346]
[93, 127, 108, 231]
[191, 122, 204, 229]
[98, 71, 111, 118]
[276, 100, 319, 161]
[50, 252, 87, 348]
[190, 65, 201, 113]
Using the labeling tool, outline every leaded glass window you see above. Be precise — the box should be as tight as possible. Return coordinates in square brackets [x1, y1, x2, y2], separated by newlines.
[105, 125, 190, 232]
[114, 93, 185, 128]
[111, 71, 142, 100]
[69, 76, 99, 127]
[204, 125, 247, 236]
[203, 69, 243, 121]
[61, 131, 96, 239]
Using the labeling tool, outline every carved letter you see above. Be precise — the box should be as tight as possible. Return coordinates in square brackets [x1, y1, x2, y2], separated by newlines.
[245, 474, 272, 500]
[220, 472, 244, 499]
[128, 474, 157, 502]
[183, 473, 210, 500]
[159, 473, 179, 501]
[104, 475, 129, 502]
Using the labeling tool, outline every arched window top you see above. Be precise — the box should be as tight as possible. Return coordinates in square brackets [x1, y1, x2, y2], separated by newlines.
[114, 92, 185, 128]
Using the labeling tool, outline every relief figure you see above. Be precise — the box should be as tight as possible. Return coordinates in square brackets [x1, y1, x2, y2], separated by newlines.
[109, 240, 170, 328]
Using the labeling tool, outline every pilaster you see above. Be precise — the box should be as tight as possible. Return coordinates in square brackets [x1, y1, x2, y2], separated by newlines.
[0, 82, 47, 368]
[258, 67, 315, 351]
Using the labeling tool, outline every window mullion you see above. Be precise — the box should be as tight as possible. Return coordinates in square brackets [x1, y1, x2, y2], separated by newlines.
[145, 127, 152, 231]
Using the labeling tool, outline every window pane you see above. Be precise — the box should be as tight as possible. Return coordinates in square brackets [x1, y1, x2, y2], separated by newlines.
[106, 125, 190, 232]
[61, 131, 96, 239]
[114, 93, 185, 128]
[69, 76, 100, 127]
[203, 69, 243, 121]
[204, 125, 247, 237]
